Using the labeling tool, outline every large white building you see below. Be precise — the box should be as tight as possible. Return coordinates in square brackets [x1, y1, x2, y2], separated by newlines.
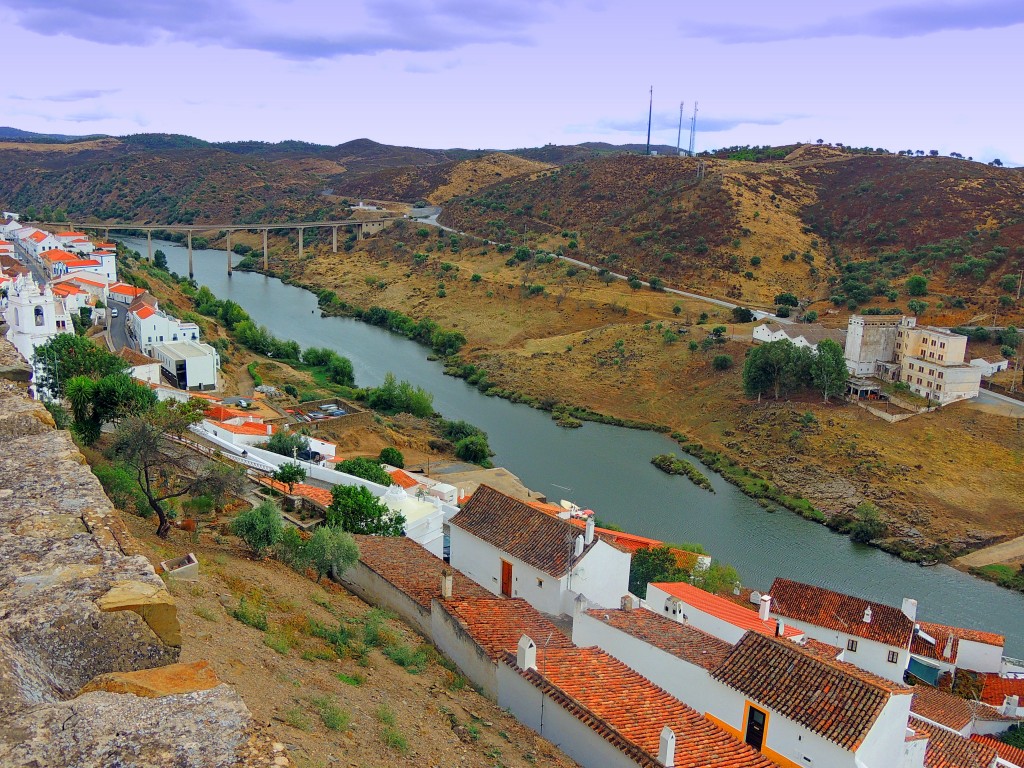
[3, 274, 73, 394]
[150, 340, 219, 391]
[752, 321, 846, 351]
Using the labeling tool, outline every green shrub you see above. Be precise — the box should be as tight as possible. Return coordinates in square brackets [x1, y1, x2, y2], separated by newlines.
[712, 355, 734, 371]
[378, 446, 405, 468]
[230, 597, 268, 630]
[231, 501, 283, 557]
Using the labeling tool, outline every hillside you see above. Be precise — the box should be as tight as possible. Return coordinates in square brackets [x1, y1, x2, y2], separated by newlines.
[437, 148, 1024, 321]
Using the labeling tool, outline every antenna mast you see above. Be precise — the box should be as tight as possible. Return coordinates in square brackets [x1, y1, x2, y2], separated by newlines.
[645, 86, 653, 156]
[688, 101, 699, 157]
[676, 102, 685, 156]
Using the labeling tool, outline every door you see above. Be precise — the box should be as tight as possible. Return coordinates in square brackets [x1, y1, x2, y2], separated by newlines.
[500, 560, 512, 597]
[744, 706, 766, 751]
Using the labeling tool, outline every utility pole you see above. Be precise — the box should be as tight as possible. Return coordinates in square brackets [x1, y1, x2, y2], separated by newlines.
[676, 102, 685, 156]
[1017, 270, 1023, 301]
[688, 102, 699, 157]
[645, 86, 653, 156]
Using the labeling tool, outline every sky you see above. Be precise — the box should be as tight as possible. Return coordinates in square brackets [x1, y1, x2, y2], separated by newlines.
[2, 0, 1022, 164]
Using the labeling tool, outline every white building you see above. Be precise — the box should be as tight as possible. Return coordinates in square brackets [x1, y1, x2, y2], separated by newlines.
[971, 358, 1010, 377]
[448, 485, 631, 616]
[769, 578, 916, 683]
[645, 581, 803, 645]
[387, 467, 458, 504]
[150, 340, 219, 391]
[53, 231, 94, 254]
[908, 621, 1005, 685]
[752, 321, 846, 351]
[117, 347, 162, 385]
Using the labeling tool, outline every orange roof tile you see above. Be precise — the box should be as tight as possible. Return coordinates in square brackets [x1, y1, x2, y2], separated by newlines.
[117, 347, 160, 367]
[585, 607, 732, 671]
[133, 306, 157, 319]
[41, 249, 78, 262]
[353, 535, 492, 608]
[258, 478, 332, 507]
[652, 580, 802, 638]
[389, 469, 421, 490]
[204, 405, 248, 421]
[770, 577, 915, 648]
[66, 276, 106, 287]
[910, 716, 998, 768]
[109, 283, 145, 296]
[978, 673, 1024, 708]
[918, 620, 1004, 650]
[438, 598, 573, 661]
[28, 231, 47, 242]
[64, 259, 101, 268]
[51, 284, 83, 296]
[450, 485, 602, 578]
[212, 419, 276, 436]
[714, 633, 909, 751]
[509, 646, 777, 768]
[970, 735, 1024, 768]
[911, 685, 1016, 732]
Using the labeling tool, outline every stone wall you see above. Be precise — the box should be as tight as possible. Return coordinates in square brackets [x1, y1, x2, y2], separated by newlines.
[0, 337, 284, 767]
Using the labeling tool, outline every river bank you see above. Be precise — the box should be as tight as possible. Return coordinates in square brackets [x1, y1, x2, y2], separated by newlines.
[120, 235, 1024, 654]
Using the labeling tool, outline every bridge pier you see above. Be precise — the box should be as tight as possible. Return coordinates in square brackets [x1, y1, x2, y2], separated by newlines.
[187, 231, 193, 279]
[298, 227, 304, 260]
[147, 231, 152, 261]
[263, 229, 268, 271]
[226, 231, 232, 276]
[355, 222, 363, 240]
[332, 226, 337, 253]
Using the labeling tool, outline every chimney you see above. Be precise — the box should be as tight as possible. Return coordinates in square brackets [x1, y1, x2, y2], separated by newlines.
[574, 594, 589, 621]
[440, 568, 453, 600]
[517, 635, 537, 671]
[943, 634, 954, 660]
[573, 534, 584, 558]
[758, 594, 772, 621]
[658, 726, 676, 768]
[621, 594, 636, 611]
[901, 597, 918, 622]
[863, 606, 873, 623]
[1004, 695, 1020, 716]
[584, 516, 595, 546]
[776, 618, 786, 637]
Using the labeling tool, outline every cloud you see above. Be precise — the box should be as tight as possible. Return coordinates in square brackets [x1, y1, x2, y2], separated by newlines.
[11, 88, 119, 103]
[685, 0, 1024, 44]
[404, 58, 461, 74]
[597, 113, 801, 134]
[0, 0, 555, 59]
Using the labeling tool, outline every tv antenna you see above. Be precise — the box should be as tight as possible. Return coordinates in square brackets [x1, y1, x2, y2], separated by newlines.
[688, 101, 699, 157]
[676, 102, 685, 156]
[645, 86, 653, 156]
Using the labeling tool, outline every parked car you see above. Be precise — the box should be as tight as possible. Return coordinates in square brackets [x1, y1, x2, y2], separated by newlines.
[111, 307, 118, 317]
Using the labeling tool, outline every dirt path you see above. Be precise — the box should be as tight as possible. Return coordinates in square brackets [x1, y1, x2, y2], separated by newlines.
[957, 534, 1024, 567]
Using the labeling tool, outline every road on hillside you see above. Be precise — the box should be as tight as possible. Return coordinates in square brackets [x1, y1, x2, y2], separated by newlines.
[422, 207, 786, 322]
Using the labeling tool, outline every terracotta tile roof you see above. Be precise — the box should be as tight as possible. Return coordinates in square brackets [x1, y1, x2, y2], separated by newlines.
[585, 607, 732, 671]
[133, 305, 157, 319]
[257, 478, 332, 507]
[910, 685, 1017, 731]
[211, 419, 276, 436]
[910, 716, 998, 768]
[65, 259, 101, 268]
[41, 249, 78, 262]
[353, 535, 492, 608]
[800, 637, 842, 660]
[979, 673, 1024, 708]
[712, 632, 908, 751]
[51, 283, 83, 296]
[970, 735, 1024, 767]
[204, 405, 248, 421]
[109, 283, 145, 296]
[918, 620, 1004, 650]
[389, 469, 421, 490]
[28, 231, 47, 242]
[769, 577, 915, 647]
[449, 485, 600, 577]
[651, 581, 802, 639]
[66, 276, 106, 287]
[507, 646, 777, 768]
[913, 625, 960, 665]
[438, 597, 572, 661]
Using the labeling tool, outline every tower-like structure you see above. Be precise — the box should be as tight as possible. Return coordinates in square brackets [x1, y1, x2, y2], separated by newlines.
[4, 274, 62, 393]
[688, 102, 699, 157]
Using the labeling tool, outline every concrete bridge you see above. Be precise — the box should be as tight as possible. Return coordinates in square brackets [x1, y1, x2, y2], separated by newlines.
[36, 216, 397, 278]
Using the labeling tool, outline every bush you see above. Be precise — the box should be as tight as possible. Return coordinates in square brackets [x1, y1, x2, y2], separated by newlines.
[455, 435, 494, 465]
[776, 305, 791, 318]
[906, 275, 928, 296]
[231, 501, 283, 557]
[774, 292, 799, 307]
[731, 307, 754, 323]
[378, 447, 404, 468]
[712, 355, 734, 371]
[849, 502, 887, 543]
[803, 310, 818, 323]
[304, 525, 359, 582]
[334, 457, 392, 486]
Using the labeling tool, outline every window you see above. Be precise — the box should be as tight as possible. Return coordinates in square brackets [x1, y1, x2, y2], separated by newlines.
[938, 372, 944, 379]
[940, 342, 945, 349]
[536, 578, 544, 588]
[847, 639, 858, 652]
[936, 385, 942, 392]
[887, 651, 899, 664]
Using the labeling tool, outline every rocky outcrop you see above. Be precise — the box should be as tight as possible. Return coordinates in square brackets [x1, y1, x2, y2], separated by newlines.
[0, 346, 283, 767]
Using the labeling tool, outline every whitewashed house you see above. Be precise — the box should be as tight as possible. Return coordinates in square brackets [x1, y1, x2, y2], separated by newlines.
[769, 578, 916, 683]
[645, 581, 803, 644]
[908, 621, 1005, 685]
[53, 231, 94, 254]
[448, 485, 631, 616]
[117, 347, 162, 385]
[752, 320, 846, 351]
[910, 684, 1019, 739]
[971, 358, 1009, 377]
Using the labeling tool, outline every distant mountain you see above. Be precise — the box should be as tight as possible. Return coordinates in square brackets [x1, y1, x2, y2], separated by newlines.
[0, 126, 108, 142]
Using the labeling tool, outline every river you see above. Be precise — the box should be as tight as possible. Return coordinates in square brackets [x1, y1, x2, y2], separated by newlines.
[124, 237, 1024, 655]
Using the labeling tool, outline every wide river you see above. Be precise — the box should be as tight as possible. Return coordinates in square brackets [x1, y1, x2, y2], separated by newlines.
[127, 237, 1024, 654]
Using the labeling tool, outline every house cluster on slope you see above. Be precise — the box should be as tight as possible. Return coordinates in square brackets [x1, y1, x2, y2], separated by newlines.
[335, 483, 1024, 768]
[0, 213, 220, 392]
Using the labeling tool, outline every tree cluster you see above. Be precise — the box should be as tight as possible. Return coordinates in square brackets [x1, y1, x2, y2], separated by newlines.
[743, 339, 849, 403]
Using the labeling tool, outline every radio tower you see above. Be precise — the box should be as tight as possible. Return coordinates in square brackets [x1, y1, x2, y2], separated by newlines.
[687, 102, 699, 157]
[676, 102, 685, 156]
[645, 86, 653, 156]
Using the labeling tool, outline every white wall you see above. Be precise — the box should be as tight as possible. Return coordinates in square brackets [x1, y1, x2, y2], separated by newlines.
[774, 616, 908, 683]
[448, 524, 566, 615]
[497, 662, 642, 768]
[855, 694, 915, 768]
[957, 639, 1003, 674]
[566, 540, 631, 612]
[430, 600, 500, 699]
[645, 584, 747, 644]
[335, 559, 432, 636]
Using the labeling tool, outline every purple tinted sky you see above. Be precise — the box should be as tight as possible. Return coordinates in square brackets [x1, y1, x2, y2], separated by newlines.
[3, 0, 1021, 164]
